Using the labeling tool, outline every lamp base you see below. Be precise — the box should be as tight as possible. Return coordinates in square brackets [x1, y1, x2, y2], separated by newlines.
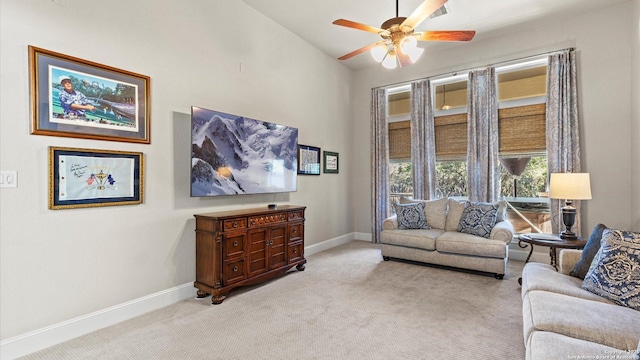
[559, 231, 578, 240]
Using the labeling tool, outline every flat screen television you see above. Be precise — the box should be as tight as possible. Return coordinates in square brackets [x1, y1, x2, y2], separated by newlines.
[191, 106, 298, 197]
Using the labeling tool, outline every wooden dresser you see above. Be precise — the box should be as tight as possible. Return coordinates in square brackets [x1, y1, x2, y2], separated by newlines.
[194, 205, 306, 304]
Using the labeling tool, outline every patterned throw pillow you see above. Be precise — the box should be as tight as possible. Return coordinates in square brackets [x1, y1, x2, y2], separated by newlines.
[457, 202, 499, 238]
[582, 229, 640, 311]
[395, 202, 431, 230]
[570, 223, 608, 279]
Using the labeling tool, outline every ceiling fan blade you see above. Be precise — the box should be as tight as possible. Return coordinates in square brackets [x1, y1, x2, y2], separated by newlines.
[415, 30, 476, 42]
[337, 42, 384, 60]
[401, 0, 448, 30]
[333, 19, 387, 34]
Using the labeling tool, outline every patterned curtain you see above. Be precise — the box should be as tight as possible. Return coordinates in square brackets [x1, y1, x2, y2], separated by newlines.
[410, 80, 437, 200]
[546, 50, 582, 236]
[371, 87, 390, 244]
[466, 67, 500, 202]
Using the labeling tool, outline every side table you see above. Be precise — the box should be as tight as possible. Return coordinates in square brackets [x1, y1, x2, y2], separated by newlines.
[517, 233, 586, 285]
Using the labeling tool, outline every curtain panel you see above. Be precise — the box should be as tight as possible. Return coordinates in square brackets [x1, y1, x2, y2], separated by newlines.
[410, 80, 437, 200]
[546, 50, 583, 236]
[371, 88, 390, 244]
[466, 67, 500, 202]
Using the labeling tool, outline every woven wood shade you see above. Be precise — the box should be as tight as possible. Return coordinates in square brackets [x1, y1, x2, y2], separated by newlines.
[387, 103, 546, 162]
[498, 103, 546, 155]
[388, 121, 411, 160]
[435, 113, 467, 160]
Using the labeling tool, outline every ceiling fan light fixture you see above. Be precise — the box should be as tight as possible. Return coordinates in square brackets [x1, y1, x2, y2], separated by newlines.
[332, 0, 476, 69]
[400, 37, 424, 63]
[382, 51, 398, 69]
[371, 44, 388, 62]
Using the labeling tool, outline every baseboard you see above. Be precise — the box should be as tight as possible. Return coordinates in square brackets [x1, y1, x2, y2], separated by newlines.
[2, 234, 365, 359]
[8, 233, 536, 359]
[0, 283, 197, 360]
[305, 232, 359, 256]
[507, 247, 549, 263]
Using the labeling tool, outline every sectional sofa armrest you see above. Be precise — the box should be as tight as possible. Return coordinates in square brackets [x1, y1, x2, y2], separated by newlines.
[558, 249, 582, 275]
[382, 215, 398, 230]
[489, 220, 515, 243]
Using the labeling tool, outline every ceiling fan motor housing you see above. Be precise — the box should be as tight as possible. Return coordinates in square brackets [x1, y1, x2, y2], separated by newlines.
[380, 17, 414, 52]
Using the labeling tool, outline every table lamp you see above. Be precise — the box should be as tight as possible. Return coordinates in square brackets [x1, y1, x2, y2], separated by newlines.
[549, 173, 592, 239]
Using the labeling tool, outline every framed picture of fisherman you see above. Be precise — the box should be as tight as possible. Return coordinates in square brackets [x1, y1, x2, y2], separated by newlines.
[29, 46, 151, 144]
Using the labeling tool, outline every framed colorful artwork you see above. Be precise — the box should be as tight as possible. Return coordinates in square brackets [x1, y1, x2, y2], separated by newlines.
[30, 46, 151, 143]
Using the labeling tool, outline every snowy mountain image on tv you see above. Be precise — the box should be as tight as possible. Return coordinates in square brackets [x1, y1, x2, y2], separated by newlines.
[191, 107, 298, 196]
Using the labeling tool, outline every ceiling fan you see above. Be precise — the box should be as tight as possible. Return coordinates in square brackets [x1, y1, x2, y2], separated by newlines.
[333, 0, 475, 69]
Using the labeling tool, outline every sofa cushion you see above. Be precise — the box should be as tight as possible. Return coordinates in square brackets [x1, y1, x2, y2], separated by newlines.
[521, 262, 615, 304]
[436, 231, 507, 258]
[526, 331, 629, 360]
[400, 197, 448, 230]
[522, 290, 640, 351]
[395, 202, 430, 229]
[582, 229, 640, 311]
[445, 198, 469, 231]
[570, 223, 608, 279]
[380, 229, 443, 251]
[457, 202, 499, 238]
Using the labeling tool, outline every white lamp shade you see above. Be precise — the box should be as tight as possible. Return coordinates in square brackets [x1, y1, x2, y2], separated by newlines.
[406, 46, 424, 63]
[549, 173, 592, 200]
[381, 52, 397, 69]
[371, 45, 387, 62]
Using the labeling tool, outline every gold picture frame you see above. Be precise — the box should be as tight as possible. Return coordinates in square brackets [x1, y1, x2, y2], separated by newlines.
[30, 46, 151, 143]
[49, 146, 144, 210]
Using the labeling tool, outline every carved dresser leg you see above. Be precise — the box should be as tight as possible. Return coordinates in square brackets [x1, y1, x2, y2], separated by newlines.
[211, 294, 226, 305]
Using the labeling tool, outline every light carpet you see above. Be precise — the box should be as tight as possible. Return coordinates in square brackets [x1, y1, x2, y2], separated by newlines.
[21, 240, 526, 359]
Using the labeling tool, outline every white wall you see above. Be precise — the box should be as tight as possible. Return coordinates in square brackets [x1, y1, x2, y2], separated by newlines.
[351, 3, 637, 235]
[632, 0, 640, 230]
[0, 0, 353, 341]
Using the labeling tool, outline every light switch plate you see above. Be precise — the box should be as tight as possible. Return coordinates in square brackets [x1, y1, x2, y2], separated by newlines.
[0, 171, 18, 188]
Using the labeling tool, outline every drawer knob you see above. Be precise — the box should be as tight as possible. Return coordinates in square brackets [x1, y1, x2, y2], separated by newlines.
[233, 241, 238, 247]
[233, 221, 238, 228]
[293, 248, 298, 254]
[293, 228, 298, 234]
[233, 266, 238, 272]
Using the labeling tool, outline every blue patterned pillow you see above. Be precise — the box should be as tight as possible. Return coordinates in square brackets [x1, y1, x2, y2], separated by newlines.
[582, 229, 640, 311]
[457, 202, 499, 238]
[395, 202, 430, 230]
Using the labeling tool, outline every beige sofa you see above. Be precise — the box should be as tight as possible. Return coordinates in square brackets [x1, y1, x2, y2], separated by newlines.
[380, 197, 514, 279]
[521, 249, 640, 360]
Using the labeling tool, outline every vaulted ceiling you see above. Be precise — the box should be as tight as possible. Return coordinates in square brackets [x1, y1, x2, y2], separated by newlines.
[241, 0, 630, 70]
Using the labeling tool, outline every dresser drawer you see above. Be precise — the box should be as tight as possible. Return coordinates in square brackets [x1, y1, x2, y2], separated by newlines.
[223, 258, 246, 284]
[248, 213, 287, 227]
[288, 241, 304, 263]
[289, 223, 303, 241]
[223, 233, 245, 259]
[223, 218, 246, 232]
[288, 210, 304, 221]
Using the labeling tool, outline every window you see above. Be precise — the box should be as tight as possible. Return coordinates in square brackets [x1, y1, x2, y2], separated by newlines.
[496, 61, 550, 234]
[387, 89, 413, 209]
[385, 59, 551, 234]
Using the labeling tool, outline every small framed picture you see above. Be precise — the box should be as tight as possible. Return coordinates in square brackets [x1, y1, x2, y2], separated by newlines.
[297, 144, 321, 175]
[30, 46, 151, 143]
[323, 151, 339, 174]
[49, 146, 143, 209]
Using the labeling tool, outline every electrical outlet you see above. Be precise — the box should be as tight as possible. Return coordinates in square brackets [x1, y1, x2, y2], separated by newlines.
[0, 171, 17, 188]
